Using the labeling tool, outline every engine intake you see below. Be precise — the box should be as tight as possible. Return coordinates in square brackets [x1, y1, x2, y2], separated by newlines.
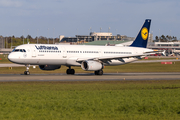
[81, 60, 103, 71]
[39, 65, 61, 70]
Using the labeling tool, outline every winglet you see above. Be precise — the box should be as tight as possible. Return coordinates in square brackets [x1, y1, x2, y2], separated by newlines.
[130, 19, 151, 48]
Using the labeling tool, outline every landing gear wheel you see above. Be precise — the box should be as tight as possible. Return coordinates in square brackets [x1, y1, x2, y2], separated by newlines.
[94, 70, 103, 75]
[24, 65, 30, 75]
[95, 71, 98, 75]
[98, 70, 103, 75]
[70, 69, 75, 75]
[66, 69, 70, 74]
[24, 71, 30, 75]
[66, 69, 75, 75]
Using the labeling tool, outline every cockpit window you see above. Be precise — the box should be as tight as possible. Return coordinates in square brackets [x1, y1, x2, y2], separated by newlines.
[13, 49, 26, 52]
[12, 48, 16, 52]
[14, 49, 20, 52]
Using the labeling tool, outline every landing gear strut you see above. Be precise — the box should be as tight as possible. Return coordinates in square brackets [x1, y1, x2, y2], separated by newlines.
[24, 65, 30, 75]
[94, 70, 103, 75]
[66, 66, 75, 75]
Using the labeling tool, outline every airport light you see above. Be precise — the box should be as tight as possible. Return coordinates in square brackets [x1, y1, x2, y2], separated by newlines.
[170, 30, 172, 41]
[11, 35, 12, 49]
[37, 29, 39, 44]
[6, 36, 7, 48]
[159, 29, 160, 42]
[89, 27, 92, 43]
[48, 28, 49, 44]
[77, 28, 78, 43]
[90, 27, 92, 33]
[27, 29, 29, 43]
[116, 29, 118, 40]
[23, 29, 24, 44]
[53, 28, 55, 44]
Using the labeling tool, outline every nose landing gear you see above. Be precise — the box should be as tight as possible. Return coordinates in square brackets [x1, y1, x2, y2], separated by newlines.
[24, 65, 30, 75]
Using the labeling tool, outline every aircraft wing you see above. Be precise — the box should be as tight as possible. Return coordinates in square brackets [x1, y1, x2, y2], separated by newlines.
[76, 50, 165, 63]
[76, 54, 145, 63]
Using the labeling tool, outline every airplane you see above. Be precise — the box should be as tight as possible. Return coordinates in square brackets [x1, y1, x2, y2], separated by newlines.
[8, 19, 159, 75]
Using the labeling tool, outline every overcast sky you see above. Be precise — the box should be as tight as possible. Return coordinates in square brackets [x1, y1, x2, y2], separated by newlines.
[0, 0, 180, 39]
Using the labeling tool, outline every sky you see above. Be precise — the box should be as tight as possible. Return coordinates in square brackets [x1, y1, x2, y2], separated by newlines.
[0, 0, 180, 39]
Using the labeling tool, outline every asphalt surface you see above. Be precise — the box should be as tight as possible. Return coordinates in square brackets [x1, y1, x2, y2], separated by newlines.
[0, 72, 179, 82]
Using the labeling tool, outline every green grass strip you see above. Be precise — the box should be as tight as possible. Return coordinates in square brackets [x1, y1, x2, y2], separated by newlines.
[0, 80, 180, 120]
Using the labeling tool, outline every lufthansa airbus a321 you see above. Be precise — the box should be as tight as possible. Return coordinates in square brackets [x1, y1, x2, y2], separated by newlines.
[8, 19, 159, 75]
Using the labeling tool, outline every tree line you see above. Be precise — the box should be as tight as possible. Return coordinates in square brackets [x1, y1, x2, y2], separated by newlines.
[1, 34, 179, 49]
[155, 35, 178, 42]
[1, 35, 59, 48]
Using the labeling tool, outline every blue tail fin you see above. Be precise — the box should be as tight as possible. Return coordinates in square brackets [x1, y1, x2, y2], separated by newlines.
[130, 19, 151, 48]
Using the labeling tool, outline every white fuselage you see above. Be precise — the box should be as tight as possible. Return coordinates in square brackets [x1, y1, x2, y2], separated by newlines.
[8, 44, 152, 66]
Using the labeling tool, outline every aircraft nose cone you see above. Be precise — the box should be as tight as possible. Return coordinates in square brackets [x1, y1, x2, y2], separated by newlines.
[8, 54, 15, 63]
[8, 53, 23, 64]
[8, 54, 12, 61]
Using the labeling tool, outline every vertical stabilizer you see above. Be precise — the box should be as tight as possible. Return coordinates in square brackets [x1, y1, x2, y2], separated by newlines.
[130, 19, 151, 48]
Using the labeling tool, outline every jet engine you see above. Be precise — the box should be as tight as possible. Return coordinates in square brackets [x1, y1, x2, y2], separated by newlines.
[39, 65, 61, 70]
[81, 60, 103, 71]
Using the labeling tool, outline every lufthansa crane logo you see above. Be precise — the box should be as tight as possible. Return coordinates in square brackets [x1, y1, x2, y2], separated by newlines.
[141, 27, 148, 40]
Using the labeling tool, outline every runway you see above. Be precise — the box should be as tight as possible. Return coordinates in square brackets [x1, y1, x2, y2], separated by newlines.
[0, 72, 180, 82]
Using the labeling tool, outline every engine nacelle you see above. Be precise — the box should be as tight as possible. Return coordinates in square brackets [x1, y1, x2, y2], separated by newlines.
[39, 65, 61, 70]
[81, 60, 103, 71]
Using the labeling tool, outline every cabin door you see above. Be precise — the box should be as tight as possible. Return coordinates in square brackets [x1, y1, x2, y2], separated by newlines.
[98, 49, 102, 57]
[31, 46, 36, 57]
[62, 47, 67, 58]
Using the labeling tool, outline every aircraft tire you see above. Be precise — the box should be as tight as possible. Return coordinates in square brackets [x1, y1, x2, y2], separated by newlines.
[66, 69, 75, 75]
[98, 70, 103, 75]
[24, 71, 30, 75]
[94, 70, 103, 75]
[70, 69, 75, 75]
[94, 71, 98, 75]
[66, 69, 70, 74]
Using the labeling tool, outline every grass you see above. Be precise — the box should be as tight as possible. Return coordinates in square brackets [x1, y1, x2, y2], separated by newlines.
[0, 80, 180, 120]
[0, 54, 11, 63]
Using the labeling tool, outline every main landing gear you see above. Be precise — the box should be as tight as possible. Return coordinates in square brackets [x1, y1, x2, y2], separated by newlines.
[24, 65, 30, 75]
[66, 66, 103, 75]
[66, 66, 75, 75]
[94, 70, 103, 75]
